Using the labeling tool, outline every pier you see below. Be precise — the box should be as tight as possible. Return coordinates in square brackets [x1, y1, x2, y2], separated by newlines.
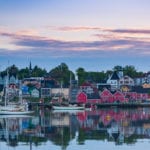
[96, 102, 150, 108]
[27, 102, 150, 109]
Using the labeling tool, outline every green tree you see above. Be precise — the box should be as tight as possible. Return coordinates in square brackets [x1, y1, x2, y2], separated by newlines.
[113, 65, 123, 71]
[76, 67, 86, 85]
[106, 70, 113, 79]
[86, 71, 106, 83]
[18, 67, 30, 79]
[32, 65, 47, 77]
[8, 64, 19, 76]
[123, 65, 138, 78]
[0, 64, 19, 77]
[49, 63, 75, 87]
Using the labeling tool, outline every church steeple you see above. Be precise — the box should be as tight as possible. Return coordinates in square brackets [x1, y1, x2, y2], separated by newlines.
[29, 61, 32, 70]
[29, 61, 32, 77]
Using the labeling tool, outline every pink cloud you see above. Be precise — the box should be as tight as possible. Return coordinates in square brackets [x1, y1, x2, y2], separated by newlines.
[49, 26, 150, 35]
[108, 29, 150, 34]
[1, 28, 150, 57]
[49, 26, 102, 31]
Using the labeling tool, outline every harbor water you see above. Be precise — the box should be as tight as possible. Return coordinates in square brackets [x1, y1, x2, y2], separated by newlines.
[0, 107, 150, 150]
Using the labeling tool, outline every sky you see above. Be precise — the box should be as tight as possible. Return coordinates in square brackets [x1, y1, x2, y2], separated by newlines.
[0, 0, 150, 72]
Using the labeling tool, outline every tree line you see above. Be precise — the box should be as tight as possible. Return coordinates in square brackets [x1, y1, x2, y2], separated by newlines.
[0, 63, 145, 87]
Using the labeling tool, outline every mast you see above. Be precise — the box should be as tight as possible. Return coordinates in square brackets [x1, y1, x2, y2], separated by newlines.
[60, 64, 63, 100]
[0, 65, 2, 101]
[19, 80, 23, 104]
[69, 72, 72, 102]
[5, 61, 10, 107]
[5, 66, 9, 106]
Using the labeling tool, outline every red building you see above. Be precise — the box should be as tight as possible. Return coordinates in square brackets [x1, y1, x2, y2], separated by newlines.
[113, 91, 128, 103]
[124, 92, 137, 101]
[76, 87, 149, 104]
[77, 92, 87, 103]
[137, 93, 148, 100]
[100, 89, 114, 103]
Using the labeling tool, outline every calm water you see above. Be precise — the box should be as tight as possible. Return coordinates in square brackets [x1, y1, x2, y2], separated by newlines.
[1, 107, 150, 150]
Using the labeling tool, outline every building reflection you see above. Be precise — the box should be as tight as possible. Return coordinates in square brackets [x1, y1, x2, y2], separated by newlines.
[0, 116, 32, 146]
[1, 107, 150, 148]
[76, 108, 150, 145]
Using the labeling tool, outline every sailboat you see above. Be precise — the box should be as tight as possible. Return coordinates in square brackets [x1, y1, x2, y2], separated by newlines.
[52, 72, 85, 111]
[52, 105, 84, 110]
[0, 68, 34, 115]
[0, 97, 34, 115]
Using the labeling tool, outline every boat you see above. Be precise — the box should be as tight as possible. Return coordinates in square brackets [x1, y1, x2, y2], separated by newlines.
[0, 114, 33, 118]
[0, 109, 34, 115]
[0, 101, 34, 115]
[53, 105, 84, 110]
[0, 68, 34, 115]
[52, 72, 84, 111]
[52, 109, 84, 114]
[0, 100, 34, 115]
[0, 99, 34, 115]
[0, 104, 24, 111]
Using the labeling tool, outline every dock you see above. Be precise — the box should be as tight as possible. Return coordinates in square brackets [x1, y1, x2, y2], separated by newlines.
[27, 102, 150, 109]
[96, 102, 150, 108]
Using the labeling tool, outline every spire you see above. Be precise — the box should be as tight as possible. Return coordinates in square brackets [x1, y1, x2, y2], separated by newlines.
[29, 61, 32, 77]
[29, 61, 32, 71]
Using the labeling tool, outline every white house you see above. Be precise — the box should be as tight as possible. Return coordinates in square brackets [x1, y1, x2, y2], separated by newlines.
[51, 88, 69, 99]
[9, 75, 18, 84]
[107, 71, 120, 91]
[119, 75, 134, 87]
[31, 89, 40, 98]
[134, 77, 145, 86]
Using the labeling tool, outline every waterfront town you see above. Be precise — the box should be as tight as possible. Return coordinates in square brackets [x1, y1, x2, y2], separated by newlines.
[1, 0, 150, 149]
[0, 62, 150, 106]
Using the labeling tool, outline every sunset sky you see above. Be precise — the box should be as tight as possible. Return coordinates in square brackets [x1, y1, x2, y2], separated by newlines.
[0, 0, 150, 72]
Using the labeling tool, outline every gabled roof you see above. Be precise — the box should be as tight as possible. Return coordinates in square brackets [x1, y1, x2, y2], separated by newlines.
[98, 84, 111, 91]
[113, 91, 124, 96]
[81, 82, 92, 87]
[101, 88, 113, 96]
[110, 71, 120, 80]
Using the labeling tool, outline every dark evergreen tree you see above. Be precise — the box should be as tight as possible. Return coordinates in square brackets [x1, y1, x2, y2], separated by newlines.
[49, 63, 75, 87]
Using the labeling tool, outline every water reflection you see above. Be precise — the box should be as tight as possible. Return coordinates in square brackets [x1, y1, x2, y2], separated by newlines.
[1, 107, 150, 149]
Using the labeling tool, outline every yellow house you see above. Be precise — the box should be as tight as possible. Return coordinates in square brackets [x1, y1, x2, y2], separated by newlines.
[120, 85, 130, 92]
[142, 83, 150, 88]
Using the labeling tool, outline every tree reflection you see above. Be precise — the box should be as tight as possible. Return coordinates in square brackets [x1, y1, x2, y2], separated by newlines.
[1, 108, 150, 149]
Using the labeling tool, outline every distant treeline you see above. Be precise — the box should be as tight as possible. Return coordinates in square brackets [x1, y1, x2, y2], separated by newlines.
[0, 63, 145, 86]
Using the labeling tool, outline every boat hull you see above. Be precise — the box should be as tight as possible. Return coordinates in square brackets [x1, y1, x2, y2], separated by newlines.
[0, 110, 34, 115]
[53, 106, 84, 110]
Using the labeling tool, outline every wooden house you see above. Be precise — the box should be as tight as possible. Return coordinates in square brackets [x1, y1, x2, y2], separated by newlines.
[113, 91, 128, 103]
[77, 92, 87, 103]
[100, 88, 114, 103]
[119, 75, 134, 86]
[107, 71, 120, 91]
[124, 92, 137, 101]
[31, 88, 40, 98]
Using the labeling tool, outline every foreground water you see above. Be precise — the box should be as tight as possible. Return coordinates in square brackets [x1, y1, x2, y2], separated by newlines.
[1, 107, 150, 150]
